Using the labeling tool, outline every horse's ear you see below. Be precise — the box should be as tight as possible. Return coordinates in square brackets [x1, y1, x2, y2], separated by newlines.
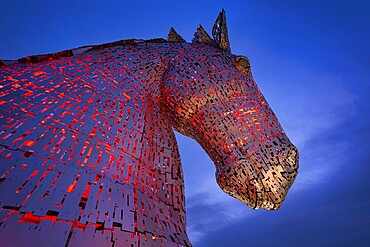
[192, 25, 214, 46]
[168, 27, 186, 42]
[212, 9, 231, 51]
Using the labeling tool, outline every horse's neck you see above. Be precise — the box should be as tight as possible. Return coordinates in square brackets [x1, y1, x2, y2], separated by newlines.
[0, 43, 191, 246]
[112, 42, 184, 181]
[95, 42, 188, 238]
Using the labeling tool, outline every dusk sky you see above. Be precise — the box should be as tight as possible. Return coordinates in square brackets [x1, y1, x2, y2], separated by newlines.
[1, 1, 369, 246]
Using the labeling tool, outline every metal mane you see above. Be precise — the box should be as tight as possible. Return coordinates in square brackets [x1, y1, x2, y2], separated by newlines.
[0, 38, 169, 66]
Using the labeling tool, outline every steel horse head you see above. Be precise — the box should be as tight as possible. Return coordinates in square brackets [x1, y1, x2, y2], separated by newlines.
[0, 9, 298, 247]
[164, 9, 299, 210]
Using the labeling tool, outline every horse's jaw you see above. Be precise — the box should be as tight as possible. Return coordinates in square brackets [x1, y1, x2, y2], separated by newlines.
[215, 145, 299, 210]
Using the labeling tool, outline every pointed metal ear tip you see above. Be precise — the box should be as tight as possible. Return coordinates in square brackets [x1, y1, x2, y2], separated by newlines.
[168, 27, 186, 42]
[218, 9, 226, 20]
[192, 24, 214, 46]
[212, 8, 231, 51]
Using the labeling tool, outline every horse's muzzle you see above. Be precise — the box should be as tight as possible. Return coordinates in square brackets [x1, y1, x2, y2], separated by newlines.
[215, 145, 299, 210]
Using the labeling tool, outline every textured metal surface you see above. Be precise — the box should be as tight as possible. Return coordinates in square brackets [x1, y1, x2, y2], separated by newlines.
[0, 10, 298, 246]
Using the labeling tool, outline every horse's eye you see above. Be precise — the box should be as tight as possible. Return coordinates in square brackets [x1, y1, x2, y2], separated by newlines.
[236, 56, 250, 69]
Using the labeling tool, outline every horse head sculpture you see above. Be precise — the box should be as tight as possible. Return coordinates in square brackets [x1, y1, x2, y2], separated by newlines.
[164, 9, 298, 210]
[0, 10, 298, 247]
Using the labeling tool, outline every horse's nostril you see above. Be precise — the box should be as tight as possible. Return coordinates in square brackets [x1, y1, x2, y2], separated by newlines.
[284, 145, 299, 173]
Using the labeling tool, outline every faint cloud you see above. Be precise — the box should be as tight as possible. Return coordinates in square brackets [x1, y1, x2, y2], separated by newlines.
[186, 189, 255, 243]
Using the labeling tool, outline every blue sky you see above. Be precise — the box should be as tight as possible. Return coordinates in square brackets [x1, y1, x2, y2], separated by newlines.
[1, 1, 369, 246]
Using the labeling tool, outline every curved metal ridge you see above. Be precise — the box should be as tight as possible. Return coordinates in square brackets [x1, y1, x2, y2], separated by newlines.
[0, 38, 169, 66]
